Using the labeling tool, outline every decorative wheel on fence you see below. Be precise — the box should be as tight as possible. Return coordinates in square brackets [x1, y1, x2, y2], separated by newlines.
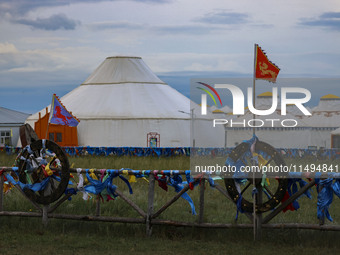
[17, 139, 70, 205]
[224, 140, 288, 213]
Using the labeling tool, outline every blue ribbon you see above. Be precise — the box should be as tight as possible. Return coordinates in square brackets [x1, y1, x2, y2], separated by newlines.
[84, 170, 117, 198]
[168, 175, 196, 215]
[316, 178, 334, 222]
[5, 174, 51, 192]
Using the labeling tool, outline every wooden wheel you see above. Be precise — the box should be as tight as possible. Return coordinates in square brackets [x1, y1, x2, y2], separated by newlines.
[17, 139, 70, 205]
[224, 141, 288, 213]
[19, 124, 39, 148]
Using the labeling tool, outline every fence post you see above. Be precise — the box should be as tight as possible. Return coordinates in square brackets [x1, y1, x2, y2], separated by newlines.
[255, 185, 263, 240]
[198, 178, 205, 224]
[146, 174, 155, 236]
[0, 174, 4, 212]
[42, 205, 49, 227]
[96, 196, 101, 216]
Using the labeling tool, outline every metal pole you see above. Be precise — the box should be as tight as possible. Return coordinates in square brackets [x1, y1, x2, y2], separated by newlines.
[253, 43, 257, 136]
[252, 43, 257, 240]
[191, 108, 195, 147]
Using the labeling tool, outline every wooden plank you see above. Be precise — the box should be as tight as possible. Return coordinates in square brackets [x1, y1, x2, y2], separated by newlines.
[13, 184, 42, 212]
[152, 182, 192, 219]
[48, 193, 73, 213]
[2, 211, 340, 232]
[214, 183, 253, 222]
[262, 179, 316, 224]
[0, 174, 4, 212]
[198, 179, 205, 224]
[42, 205, 49, 227]
[115, 189, 146, 218]
[255, 185, 263, 241]
[95, 196, 101, 216]
[146, 174, 155, 236]
[152, 219, 254, 229]
[0, 211, 145, 224]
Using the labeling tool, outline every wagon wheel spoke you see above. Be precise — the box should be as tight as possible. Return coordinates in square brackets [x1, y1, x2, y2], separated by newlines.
[264, 185, 274, 197]
[225, 141, 288, 213]
[241, 182, 251, 195]
[240, 157, 251, 168]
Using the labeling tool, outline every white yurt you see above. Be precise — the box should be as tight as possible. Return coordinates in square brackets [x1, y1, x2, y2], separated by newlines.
[26, 56, 224, 148]
[311, 94, 340, 112]
[302, 94, 340, 148]
[331, 127, 340, 148]
[224, 92, 310, 148]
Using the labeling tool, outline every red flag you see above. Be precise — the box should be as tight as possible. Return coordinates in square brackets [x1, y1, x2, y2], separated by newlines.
[255, 44, 280, 83]
[49, 94, 80, 127]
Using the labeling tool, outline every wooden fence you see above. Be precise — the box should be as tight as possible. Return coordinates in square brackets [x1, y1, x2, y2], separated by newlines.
[1, 168, 340, 240]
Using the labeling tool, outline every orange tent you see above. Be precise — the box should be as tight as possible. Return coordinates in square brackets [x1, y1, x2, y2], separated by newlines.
[35, 108, 78, 147]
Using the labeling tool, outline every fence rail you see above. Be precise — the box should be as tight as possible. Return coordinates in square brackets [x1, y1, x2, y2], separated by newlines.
[2, 146, 340, 159]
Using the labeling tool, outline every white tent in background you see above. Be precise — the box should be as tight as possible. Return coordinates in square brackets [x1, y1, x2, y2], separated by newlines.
[209, 105, 218, 112]
[224, 91, 311, 148]
[224, 91, 340, 149]
[302, 94, 340, 148]
[220, 105, 232, 114]
[255, 92, 277, 109]
[286, 104, 312, 117]
[26, 56, 224, 147]
[331, 127, 340, 148]
[312, 94, 340, 112]
[225, 108, 308, 148]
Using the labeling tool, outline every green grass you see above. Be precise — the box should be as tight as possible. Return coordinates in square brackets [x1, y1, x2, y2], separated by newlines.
[1, 152, 340, 254]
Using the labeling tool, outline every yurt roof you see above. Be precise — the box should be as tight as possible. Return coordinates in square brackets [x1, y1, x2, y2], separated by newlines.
[220, 105, 232, 113]
[212, 109, 224, 113]
[209, 105, 218, 112]
[82, 56, 166, 85]
[331, 127, 340, 135]
[320, 94, 340, 100]
[257, 92, 273, 98]
[312, 94, 340, 112]
[27, 56, 212, 122]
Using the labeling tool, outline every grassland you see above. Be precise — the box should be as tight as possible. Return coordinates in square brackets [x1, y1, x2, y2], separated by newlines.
[1, 152, 340, 254]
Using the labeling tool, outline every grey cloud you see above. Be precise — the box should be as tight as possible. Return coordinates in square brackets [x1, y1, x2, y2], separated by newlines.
[15, 14, 80, 30]
[0, 0, 170, 30]
[88, 21, 221, 34]
[88, 21, 144, 31]
[0, 0, 171, 16]
[300, 12, 340, 31]
[194, 10, 249, 25]
[153, 25, 216, 35]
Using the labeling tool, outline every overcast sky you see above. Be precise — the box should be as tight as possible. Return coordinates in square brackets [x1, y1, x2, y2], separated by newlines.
[1, 0, 340, 113]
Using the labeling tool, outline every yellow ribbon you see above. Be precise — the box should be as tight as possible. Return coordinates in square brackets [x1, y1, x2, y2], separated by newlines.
[128, 175, 137, 183]
[122, 170, 137, 183]
[253, 152, 271, 186]
[45, 162, 53, 176]
[89, 169, 98, 180]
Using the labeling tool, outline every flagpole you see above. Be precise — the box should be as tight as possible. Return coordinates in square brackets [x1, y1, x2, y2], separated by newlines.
[45, 94, 55, 140]
[253, 43, 257, 136]
[252, 43, 257, 241]
[45, 116, 50, 140]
